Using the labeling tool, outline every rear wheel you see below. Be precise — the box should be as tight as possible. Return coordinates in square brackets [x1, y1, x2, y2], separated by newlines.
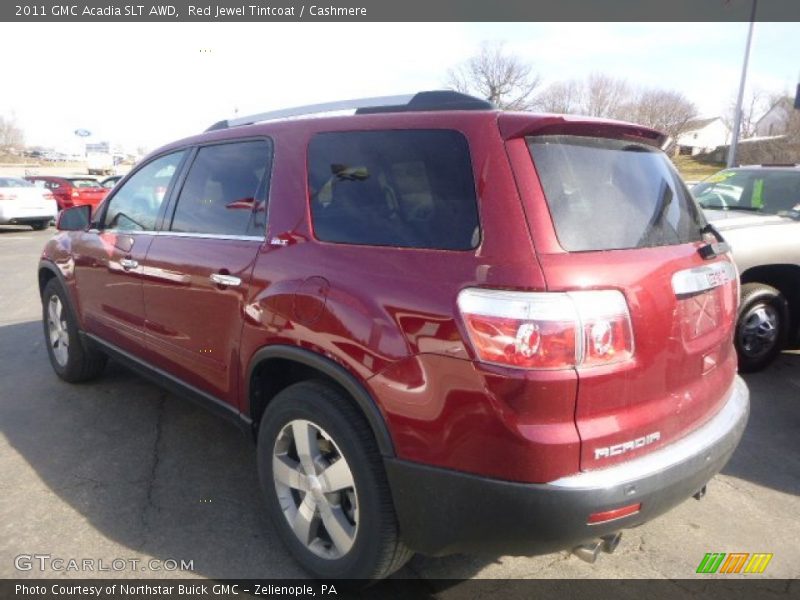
[31, 219, 50, 231]
[42, 278, 107, 382]
[257, 381, 412, 580]
[735, 283, 788, 372]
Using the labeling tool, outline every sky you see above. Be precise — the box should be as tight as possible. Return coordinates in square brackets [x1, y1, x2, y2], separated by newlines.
[0, 21, 797, 153]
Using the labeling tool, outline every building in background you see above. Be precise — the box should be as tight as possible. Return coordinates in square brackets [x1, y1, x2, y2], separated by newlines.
[676, 117, 731, 156]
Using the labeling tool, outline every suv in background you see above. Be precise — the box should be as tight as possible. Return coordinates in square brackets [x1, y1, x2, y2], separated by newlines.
[694, 165, 800, 371]
[39, 91, 749, 580]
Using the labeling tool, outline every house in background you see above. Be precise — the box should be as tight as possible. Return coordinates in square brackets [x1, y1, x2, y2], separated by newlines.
[675, 116, 731, 156]
[755, 97, 794, 137]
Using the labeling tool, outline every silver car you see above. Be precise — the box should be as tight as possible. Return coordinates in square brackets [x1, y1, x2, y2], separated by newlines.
[694, 165, 800, 371]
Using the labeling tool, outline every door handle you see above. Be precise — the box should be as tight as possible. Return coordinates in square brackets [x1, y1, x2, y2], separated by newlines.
[210, 273, 242, 287]
[120, 258, 138, 270]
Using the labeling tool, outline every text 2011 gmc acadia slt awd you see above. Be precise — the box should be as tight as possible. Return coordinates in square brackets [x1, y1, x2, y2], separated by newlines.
[39, 91, 749, 580]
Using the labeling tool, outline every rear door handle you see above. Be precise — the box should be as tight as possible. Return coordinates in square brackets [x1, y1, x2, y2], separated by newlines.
[120, 258, 138, 270]
[210, 273, 242, 287]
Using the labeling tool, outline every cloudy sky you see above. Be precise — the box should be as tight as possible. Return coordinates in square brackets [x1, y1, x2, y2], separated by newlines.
[1, 21, 797, 153]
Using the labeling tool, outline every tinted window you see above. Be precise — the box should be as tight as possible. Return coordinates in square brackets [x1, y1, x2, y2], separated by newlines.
[68, 178, 101, 188]
[170, 140, 271, 236]
[104, 151, 185, 231]
[694, 169, 800, 215]
[528, 136, 704, 251]
[308, 130, 480, 250]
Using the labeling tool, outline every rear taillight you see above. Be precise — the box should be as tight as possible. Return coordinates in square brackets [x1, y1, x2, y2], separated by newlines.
[43, 192, 56, 201]
[457, 288, 634, 370]
[0, 192, 18, 201]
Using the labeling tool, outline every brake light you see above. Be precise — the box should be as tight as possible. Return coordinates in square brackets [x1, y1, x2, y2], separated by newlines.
[457, 288, 634, 370]
[0, 192, 18, 200]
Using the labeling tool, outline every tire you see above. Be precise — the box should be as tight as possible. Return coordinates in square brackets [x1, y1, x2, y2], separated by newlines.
[41, 278, 107, 382]
[257, 380, 412, 580]
[735, 283, 788, 372]
[31, 219, 50, 231]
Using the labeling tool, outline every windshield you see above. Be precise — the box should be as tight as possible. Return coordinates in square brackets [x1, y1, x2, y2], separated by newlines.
[0, 177, 33, 188]
[68, 178, 101, 188]
[693, 169, 800, 216]
[528, 135, 705, 251]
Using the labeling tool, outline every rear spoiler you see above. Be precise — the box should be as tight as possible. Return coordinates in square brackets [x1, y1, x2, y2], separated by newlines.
[498, 113, 667, 149]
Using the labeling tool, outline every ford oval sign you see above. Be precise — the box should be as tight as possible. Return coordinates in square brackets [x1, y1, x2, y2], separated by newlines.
[74, 129, 91, 137]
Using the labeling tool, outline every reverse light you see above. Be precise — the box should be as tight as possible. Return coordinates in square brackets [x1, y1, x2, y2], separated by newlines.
[457, 288, 634, 370]
[71, 190, 80, 198]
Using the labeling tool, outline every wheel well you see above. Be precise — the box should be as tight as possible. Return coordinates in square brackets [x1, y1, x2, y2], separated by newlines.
[38, 267, 57, 297]
[740, 264, 800, 342]
[247, 355, 394, 455]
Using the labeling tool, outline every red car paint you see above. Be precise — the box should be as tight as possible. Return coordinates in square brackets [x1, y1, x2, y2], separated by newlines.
[26, 176, 107, 211]
[39, 104, 748, 559]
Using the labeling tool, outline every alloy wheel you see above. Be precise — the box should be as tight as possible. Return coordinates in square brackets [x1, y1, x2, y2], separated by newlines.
[272, 419, 358, 560]
[47, 295, 69, 367]
[738, 304, 779, 359]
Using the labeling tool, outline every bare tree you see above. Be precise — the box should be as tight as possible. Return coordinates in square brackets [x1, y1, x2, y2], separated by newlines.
[579, 73, 631, 119]
[722, 88, 772, 139]
[624, 88, 698, 144]
[0, 114, 24, 152]
[533, 80, 581, 114]
[447, 41, 541, 110]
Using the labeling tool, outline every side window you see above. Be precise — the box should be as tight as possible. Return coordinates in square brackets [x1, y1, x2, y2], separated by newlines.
[170, 140, 272, 236]
[103, 151, 185, 231]
[308, 130, 480, 250]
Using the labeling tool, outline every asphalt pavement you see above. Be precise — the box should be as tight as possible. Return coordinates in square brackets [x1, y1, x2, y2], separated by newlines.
[0, 225, 798, 582]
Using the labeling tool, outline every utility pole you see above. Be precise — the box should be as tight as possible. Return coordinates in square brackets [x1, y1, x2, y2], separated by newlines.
[727, 0, 758, 168]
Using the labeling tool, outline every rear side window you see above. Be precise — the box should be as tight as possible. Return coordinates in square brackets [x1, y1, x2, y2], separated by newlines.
[308, 130, 480, 250]
[528, 135, 704, 251]
[170, 140, 271, 237]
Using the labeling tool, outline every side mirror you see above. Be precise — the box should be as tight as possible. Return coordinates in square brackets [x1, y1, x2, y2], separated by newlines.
[56, 205, 92, 231]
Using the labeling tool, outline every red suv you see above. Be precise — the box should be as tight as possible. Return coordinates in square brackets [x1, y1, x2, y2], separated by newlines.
[39, 91, 749, 580]
[25, 175, 108, 211]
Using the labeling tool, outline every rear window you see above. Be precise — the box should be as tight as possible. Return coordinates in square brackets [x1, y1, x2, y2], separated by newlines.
[68, 179, 101, 188]
[528, 135, 704, 251]
[308, 130, 480, 250]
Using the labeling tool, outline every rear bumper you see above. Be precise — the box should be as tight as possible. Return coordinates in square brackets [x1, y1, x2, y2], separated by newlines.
[0, 202, 58, 224]
[385, 375, 749, 556]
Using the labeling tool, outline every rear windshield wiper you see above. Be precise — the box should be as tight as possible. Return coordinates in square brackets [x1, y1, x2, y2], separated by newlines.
[698, 223, 731, 260]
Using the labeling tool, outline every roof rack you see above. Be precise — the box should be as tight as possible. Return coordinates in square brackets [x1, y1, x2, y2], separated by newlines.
[205, 90, 494, 132]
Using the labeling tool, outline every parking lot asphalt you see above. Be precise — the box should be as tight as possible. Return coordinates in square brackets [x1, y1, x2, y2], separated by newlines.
[0, 225, 798, 581]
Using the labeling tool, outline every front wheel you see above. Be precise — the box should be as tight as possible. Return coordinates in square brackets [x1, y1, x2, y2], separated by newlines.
[42, 279, 107, 382]
[257, 381, 412, 580]
[735, 283, 788, 372]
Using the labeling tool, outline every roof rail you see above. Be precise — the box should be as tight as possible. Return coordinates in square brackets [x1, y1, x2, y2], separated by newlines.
[205, 90, 494, 132]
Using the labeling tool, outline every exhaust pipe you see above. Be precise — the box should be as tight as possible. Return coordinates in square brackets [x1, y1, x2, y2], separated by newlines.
[572, 533, 622, 564]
